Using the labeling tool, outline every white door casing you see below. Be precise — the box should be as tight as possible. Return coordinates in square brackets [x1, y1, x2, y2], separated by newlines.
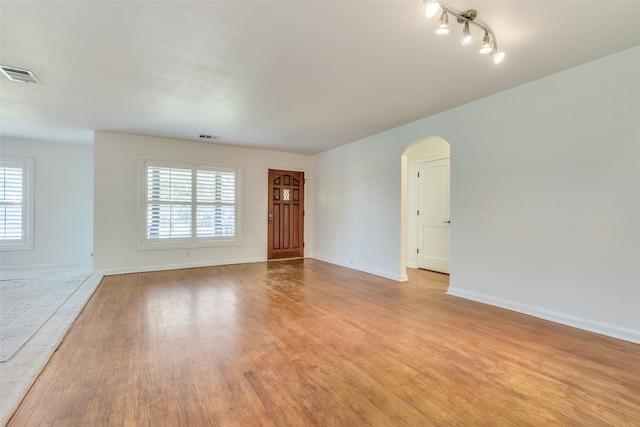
[417, 158, 450, 273]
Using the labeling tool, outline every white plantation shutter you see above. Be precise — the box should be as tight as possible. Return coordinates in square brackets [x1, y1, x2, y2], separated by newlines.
[147, 166, 192, 239]
[143, 161, 237, 245]
[0, 158, 32, 249]
[0, 166, 23, 241]
[196, 170, 235, 237]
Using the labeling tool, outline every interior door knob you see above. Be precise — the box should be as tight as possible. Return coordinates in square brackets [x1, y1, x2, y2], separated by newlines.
[268, 214, 273, 222]
[443, 220, 450, 224]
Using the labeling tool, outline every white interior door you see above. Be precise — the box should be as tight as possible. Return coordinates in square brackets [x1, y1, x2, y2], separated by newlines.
[417, 158, 450, 273]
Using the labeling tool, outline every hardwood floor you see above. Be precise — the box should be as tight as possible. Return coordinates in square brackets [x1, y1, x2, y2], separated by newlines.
[9, 259, 640, 426]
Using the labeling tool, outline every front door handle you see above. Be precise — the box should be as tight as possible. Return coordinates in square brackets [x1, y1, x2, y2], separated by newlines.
[268, 214, 273, 222]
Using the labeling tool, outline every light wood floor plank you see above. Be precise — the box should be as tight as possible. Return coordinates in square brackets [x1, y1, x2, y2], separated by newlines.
[9, 259, 640, 426]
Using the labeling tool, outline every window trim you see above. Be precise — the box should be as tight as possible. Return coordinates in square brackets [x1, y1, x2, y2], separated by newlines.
[138, 156, 242, 250]
[0, 156, 34, 251]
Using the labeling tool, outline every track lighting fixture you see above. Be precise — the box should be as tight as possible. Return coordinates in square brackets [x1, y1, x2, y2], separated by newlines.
[435, 10, 449, 35]
[422, 0, 505, 64]
[461, 21, 473, 45]
[424, 0, 441, 18]
[491, 47, 506, 64]
[479, 32, 493, 55]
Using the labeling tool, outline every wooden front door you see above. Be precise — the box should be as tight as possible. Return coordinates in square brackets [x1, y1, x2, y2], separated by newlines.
[268, 169, 304, 260]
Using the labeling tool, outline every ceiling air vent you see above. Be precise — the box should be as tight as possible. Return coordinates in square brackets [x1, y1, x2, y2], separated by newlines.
[0, 65, 41, 84]
[198, 134, 218, 143]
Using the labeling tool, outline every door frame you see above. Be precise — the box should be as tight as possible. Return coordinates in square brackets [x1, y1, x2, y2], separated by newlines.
[401, 136, 451, 280]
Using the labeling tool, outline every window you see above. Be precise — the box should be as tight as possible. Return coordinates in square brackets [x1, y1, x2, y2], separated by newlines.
[142, 159, 239, 248]
[0, 157, 33, 251]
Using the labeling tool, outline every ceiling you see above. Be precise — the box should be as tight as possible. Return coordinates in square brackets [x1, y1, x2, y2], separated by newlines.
[1, 1, 639, 155]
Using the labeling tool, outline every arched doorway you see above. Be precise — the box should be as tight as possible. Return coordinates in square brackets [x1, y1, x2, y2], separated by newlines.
[401, 137, 451, 278]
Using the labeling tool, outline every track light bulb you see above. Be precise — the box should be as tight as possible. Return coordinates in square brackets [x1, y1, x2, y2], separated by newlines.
[435, 11, 449, 35]
[461, 21, 474, 45]
[424, 0, 441, 18]
[491, 46, 505, 64]
[479, 32, 493, 54]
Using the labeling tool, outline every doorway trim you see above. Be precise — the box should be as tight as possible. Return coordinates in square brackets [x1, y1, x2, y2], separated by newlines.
[401, 136, 451, 279]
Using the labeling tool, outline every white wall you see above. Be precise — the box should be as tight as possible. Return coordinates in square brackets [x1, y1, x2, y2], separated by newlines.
[312, 46, 640, 343]
[93, 132, 313, 274]
[313, 137, 403, 280]
[0, 138, 93, 269]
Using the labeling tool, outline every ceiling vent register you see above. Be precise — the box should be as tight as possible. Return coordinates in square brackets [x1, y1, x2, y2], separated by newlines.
[0, 65, 41, 84]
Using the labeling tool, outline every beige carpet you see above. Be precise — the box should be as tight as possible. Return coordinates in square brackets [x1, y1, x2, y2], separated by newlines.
[0, 271, 102, 426]
[1, 270, 91, 361]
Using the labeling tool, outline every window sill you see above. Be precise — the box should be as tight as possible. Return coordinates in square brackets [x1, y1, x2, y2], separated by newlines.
[0, 243, 34, 252]
[137, 238, 242, 251]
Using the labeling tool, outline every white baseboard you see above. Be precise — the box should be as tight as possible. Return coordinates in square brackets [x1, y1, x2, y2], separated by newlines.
[447, 288, 640, 345]
[97, 256, 406, 282]
[312, 255, 404, 281]
[95, 257, 266, 276]
[0, 262, 93, 272]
